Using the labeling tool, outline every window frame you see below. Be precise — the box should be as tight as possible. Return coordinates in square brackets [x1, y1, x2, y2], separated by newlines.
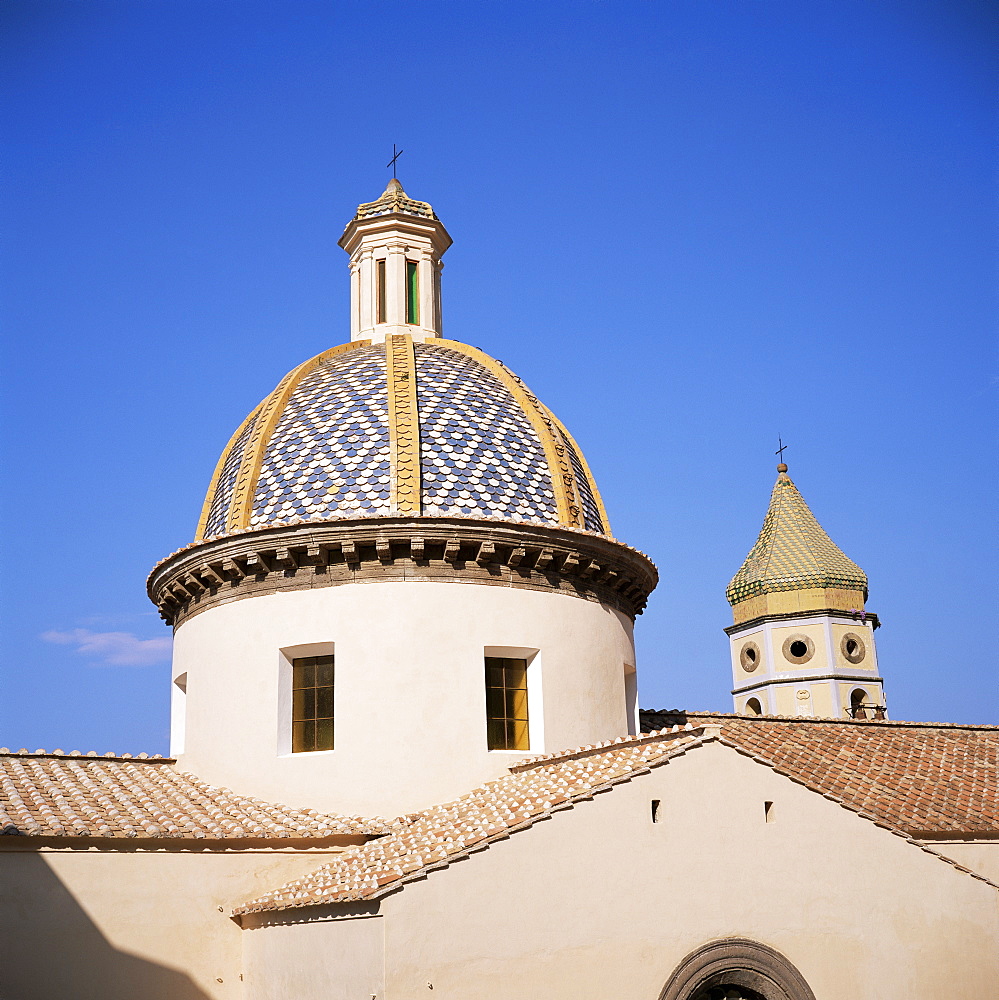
[277, 642, 336, 757]
[483, 646, 542, 754]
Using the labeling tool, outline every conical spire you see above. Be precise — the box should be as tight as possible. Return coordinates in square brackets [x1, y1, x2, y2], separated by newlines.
[347, 177, 440, 223]
[726, 465, 867, 619]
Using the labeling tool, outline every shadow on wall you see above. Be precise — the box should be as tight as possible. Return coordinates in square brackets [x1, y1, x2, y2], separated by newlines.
[0, 852, 212, 1000]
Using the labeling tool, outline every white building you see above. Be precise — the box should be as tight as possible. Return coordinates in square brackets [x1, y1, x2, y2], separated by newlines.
[2, 180, 996, 1000]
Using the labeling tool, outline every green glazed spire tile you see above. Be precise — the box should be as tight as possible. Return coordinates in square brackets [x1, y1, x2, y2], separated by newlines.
[726, 470, 867, 606]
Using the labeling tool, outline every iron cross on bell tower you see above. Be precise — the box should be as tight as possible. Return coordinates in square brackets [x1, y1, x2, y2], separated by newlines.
[387, 144, 404, 179]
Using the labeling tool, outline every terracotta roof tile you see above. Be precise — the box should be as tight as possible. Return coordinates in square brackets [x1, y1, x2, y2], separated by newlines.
[640, 711, 999, 836]
[235, 728, 703, 914]
[237, 714, 999, 916]
[0, 750, 388, 839]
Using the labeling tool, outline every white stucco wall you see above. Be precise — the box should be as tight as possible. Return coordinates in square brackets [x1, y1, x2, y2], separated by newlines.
[0, 844, 348, 1000]
[930, 840, 999, 883]
[243, 911, 384, 1000]
[172, 582, 636, 816]
[243, 742, 999, 999]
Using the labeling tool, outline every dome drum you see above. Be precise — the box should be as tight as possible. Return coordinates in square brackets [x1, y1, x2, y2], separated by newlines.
[148, 515, 658, 628]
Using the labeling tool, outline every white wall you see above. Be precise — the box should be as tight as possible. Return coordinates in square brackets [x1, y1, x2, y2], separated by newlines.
[243, 743, 999, 999]
[243, 912, 384, 1000]
[0, 844, 347, 1000]
[172, 582, 636, 816]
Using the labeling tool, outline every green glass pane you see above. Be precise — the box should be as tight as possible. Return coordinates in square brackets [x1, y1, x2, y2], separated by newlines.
[316, 686, 334, 719]
[292, 689, 307, 722]
[302, 688, 316, 720]
[317, 659, 334, 686]
[316, 719, 334, 751]
[406, 260, 419, 324]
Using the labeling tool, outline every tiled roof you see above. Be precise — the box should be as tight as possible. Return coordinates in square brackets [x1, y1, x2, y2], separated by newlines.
[351, 178, 438, 221]
[234, 727, 705, 914]
[237, 713, 999, 915]
[0, 750, 388, 839]
[726, 469, 867, 605]
[640, 711, 999, 837]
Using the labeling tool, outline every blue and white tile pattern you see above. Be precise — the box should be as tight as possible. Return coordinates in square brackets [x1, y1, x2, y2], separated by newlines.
[415, 344, 559, 525]
[249, 345, 392, 527]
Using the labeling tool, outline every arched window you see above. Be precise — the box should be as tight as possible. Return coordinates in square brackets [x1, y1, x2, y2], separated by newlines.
[660, 939, 816, 1000]
[745, 697, 763, 716]
[850, 688, 868, 720]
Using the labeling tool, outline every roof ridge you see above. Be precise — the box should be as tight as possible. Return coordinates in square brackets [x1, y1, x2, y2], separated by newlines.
[233, 734, 708, 915]
[639, 710, 999, 731]
[0, 749, 173, 761]
[510, 723, 703, 770]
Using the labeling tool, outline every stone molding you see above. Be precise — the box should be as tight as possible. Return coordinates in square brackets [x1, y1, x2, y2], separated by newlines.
[148, 516, 658, 628]
[659, 938, 816, 1000]
[725, 608, 881, 636]
[732, 671, 885, 696]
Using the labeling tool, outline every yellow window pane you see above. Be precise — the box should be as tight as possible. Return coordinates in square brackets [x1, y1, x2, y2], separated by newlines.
[485, 659, 505, 686]
[292, 721, 309, 753]
[486, 688, 505, 719]
[293, 688, 307, 722]
[505, 662, 527, 689]
[506, 688, 528, 720]
[487, 719, 507, 751]
[317, 658, 334, 687]
[315, 719, 334, 751]
[510, 719, 530, 751]
[302, 687, 316, 720]
[294, 661, 315, 689]
[316, 686, 334, 719]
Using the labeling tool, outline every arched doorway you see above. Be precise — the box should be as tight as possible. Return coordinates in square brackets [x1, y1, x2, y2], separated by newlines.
[660, 939, 816, 1000]
[692, 987, 765, 1000]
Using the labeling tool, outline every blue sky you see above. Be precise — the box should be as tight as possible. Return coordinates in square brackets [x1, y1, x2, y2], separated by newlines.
[3, 0, 996, 755]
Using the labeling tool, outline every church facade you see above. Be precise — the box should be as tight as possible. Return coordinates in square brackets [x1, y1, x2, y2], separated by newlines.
[2, 181, 996, 1000]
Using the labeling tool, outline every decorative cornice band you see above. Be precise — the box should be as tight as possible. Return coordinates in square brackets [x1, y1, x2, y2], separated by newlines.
[219, 340, 371, 538]
[725, 609, 881, 635]
[732, 673, 885, 695]
[148, 517, 658, 628]
[386, 334, 421, 514]
[436, 340, 584, 531]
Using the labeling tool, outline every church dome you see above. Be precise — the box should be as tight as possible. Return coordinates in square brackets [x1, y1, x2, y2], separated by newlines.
[196, 335, 609, 541]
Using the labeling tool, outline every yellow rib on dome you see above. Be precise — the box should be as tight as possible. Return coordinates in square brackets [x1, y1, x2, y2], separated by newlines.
[386, 334, 421, 514]
[219, 340, 371, 536]
[195, 403, 263, 541]
[435, 340, 587, 531]
[543, 406, 612, 536]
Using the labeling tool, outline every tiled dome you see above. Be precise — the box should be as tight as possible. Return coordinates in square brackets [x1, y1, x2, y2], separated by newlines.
[196, 336, 609, 541]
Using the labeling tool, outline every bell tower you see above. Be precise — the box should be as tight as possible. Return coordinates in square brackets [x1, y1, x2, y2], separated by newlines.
[338, 178, 452, 344]
[725, 463, 887, 719]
